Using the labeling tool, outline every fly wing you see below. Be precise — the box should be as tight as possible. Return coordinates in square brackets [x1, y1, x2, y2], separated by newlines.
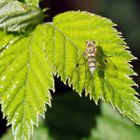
[83, 49, 89, 60]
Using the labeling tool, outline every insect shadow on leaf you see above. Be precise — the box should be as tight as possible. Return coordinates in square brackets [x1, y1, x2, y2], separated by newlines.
[96, 44, 119, 99]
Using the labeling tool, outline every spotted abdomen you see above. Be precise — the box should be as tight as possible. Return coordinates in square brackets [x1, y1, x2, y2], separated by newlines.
[85, 40, 97, 74]
[88, 56, 96, 74]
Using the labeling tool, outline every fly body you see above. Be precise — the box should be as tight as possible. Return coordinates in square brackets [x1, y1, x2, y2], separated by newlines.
[84, 41, 97, 74]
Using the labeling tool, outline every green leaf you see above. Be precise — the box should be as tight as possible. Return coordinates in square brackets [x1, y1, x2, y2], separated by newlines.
[0, 32, 16, 50]
[84, 103, 140, 140]
[0, 0, 44, 33]
[43, 11, 140, 124]
[0, 26, 54, 139]
[0, 10, 139, 140]
[1, 126, 52, 140]
[24, 0, 40, 6]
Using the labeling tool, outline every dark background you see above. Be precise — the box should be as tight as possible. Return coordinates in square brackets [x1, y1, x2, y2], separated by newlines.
[0, 0, 140, 139]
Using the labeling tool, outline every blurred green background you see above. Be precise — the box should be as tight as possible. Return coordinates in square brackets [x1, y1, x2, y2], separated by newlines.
[0, 0, 140, 139]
